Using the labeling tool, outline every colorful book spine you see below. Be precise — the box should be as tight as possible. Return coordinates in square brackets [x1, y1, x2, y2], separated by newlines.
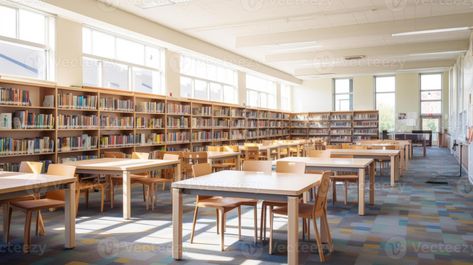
[58, 114, 98, 129]
[167, 116, 189, 128]
[0, 87, 31, 106]
[57, 134, 98, 152]
[100, 98, 134, 112]
[100, 116, 134, 129]
[167, 103, 191, 114]
[166, 132, 190, 144]
[136, 117, 164, 129]
[136, 101, 165, 113]
[100, 134, 135, 148]
[192, 118, 212, 128]
[0, 137, 54, 155]
[12, 111, 54, 129]
[136, 133, 165, 145]
[58, 93, 97, 109]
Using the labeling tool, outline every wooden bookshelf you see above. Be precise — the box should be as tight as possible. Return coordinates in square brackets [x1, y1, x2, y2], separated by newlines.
[0, 78, 293, 169]
[290, 110, 379, 144]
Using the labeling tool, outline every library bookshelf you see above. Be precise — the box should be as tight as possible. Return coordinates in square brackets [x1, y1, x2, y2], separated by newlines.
[289, 111, 379, 144]
[0, 78, 292, 170]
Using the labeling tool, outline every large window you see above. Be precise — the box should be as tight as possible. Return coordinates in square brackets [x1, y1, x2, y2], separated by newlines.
[0, 4, 55, 80]
[333, 78, 353, 111]
[180, 55, 237, 104]
[281, 84, 292, 111]
[420, 73, 443, 144]
[82, 27, 164, 94]
[246, 74, 277, 109]
[375, 76, 396, 132]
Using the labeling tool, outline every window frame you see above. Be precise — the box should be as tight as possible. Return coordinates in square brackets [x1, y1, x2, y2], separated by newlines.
[333, 78, 353, 111]
[246, 74, 277, 109]
[374, 75, 396, 132]
[179, 55, 238, 104]
[280, 83, 293, 111]
[419, 73, 443, 117]
[82, 26, 165, 94]
[0, 3, 55, 81]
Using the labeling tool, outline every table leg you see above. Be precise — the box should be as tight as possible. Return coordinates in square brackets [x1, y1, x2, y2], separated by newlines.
[3, 203, 9, 243]
[404, 145, 409, 169]
[236, 155, 241, 170]
[267, 149, 271, 161]
[172, 188, 183, 260]
[123, 171, 131, 220]
[370, 163, 375, 206]
[358, 168, 365, 216]
[400, 149, 405, 173]
[390, 156, 395, 187]
[64, 182, 76, 249]
[175, 163, 182, 182]
[287, 196, 299, 265]
[276, 148, 281, 160]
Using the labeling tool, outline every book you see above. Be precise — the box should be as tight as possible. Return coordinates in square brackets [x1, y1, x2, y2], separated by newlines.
[0, 113, 12, 129]
[43, 95, 55, 108]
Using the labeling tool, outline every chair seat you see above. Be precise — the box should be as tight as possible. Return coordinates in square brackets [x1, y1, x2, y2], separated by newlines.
[11, 199, 64, 211]
[273, 203, 323, 218]
[238, 199, 258, 206]
[197, 196, 242, 208]
[133, 177, 168, 185]
[0, 195, 36, 205]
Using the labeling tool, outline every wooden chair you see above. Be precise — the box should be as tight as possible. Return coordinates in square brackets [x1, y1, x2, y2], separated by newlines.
[182, 152, 208, 179]
[369, 145, 396, 175]
[209, 146, 238, 172]
[242, 146, 260, 160]
[7, 164, 76, 253]
[341, 143, 352, 149]
[2, 162, 45, 243]
[242, 160, 272, 174]
[75, 172, 106, 213]
[326, 144, 342, 149]
[207, 146, 222, 152]
[330, 154, 359, 205]
[269, 171, 334, 261]
[351, 145, 368, 150]
[303, 144, 315, 156]
[190, 163, 257, 251]
[260, 161, 306, 241]
[306, 150, 331, 158]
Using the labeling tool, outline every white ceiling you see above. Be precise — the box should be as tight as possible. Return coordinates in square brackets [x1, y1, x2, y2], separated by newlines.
[98, 0, 473, 79]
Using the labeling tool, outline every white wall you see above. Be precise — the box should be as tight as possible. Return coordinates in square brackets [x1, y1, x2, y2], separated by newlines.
[55, 17, 82, 86]
[293, 79, 332, 112]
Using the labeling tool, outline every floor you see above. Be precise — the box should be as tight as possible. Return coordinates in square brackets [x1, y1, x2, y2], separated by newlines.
[1, 147, 473, 265]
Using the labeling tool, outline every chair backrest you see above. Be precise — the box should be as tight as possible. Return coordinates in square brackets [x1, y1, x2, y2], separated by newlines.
[276, 161, 306, 174]
[326, 144, 342, 149]
[163, 153, 180, 161]
[306, 150, 331, 158]
[243, 146, 260, 160]
[19, 161, 43, 174]
[314, 171, 334, 213]
[192, 163, 213, 178]
[207, 146, 222, 152]
[341, 143, 352, 149]
[45, 164, 77, 201]
[242, 160, 272, 174]
[153, 150, 182, 159]
[314, 143, 326, 150]
[104, 151, 126, 158]
[222, 145, 239, 152]
[183, 152, 208, 163]
[132, 152, 150, 159]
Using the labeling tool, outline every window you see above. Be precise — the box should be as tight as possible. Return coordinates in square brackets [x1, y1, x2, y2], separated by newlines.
[180, 55, 238, 104]
[0, 4, 55, 81]
[375, 76, 396, 132]
[281, 84, 292, 111]
[420, 73, 442, 115]
[246, 74, 277, 109]
[333, 78, 353, 111]
[82, 27, 164, 94]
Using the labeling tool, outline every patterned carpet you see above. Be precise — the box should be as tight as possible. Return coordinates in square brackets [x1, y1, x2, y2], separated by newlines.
[1, 147, 473, 265]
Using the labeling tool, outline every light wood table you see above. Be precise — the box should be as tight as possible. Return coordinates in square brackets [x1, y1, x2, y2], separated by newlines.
[207, 151, 241, 169]
[328, 149, 401, 187]
[0, 171, 76, 248]
[355, 142, 409, 172]
[240, 142, 303, 160]
[171, 170, 323, 265]
[277, 156, 375, 216]
[64, 158, 181, 220]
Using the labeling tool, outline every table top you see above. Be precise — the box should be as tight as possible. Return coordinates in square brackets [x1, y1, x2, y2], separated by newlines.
[276, 156, 373, 168]
[207, 151, 240, 159]
[172, 170, 322, 196]
[329, 149, 400, 156]
[0, 171, 75, 195]
[64, 158, 179, 171]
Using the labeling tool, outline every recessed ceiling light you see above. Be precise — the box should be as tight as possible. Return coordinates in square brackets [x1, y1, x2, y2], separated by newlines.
[135, 0, 190, 9]
[408, 50, 467, 56]
[392, 27, 472, 37]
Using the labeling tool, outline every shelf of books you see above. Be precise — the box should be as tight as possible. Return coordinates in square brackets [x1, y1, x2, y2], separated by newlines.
[290, 110, 379, 144]
[0, 78, 296, 169]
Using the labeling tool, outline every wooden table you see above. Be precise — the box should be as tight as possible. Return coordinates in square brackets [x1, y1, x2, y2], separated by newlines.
[277, 156, 375, 215]
[0, 171, 76, 248]
[64, 158, 181, 220]
[207, 151, 241, 169]
[328, 149, 401, 187]
[240, 142, 303, 160]
[171, 170, 322, 265]
[355, 141, 410, 172]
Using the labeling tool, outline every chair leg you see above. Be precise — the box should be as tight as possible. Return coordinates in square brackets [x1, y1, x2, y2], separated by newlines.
[332, 180, 337, 206]
[110, 179, 114, 209]
[100, 186, 105, 213]
[323, 212, 334, 253]
[190, 206, 199, 244]
[75, 190, 81, 214]
[260, 203, 265, 241]
[220, 209, 225, 251]
[307, 218, 311, 241]
[6, 206, 13, 244]
[144, 186, 150, 211]
[253, 205, 258, 243]
[302, 218, 306, 241]
[344, 181, 348, 205]
[237, 206, 241, 241]
[151, 184, 156, 211]
[23, 210, 33, 253]
[216, 209, 220, 234]
[142, 185, 146, 202]
[313, 217, 326, 262]
[268, 207, 274, 255]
